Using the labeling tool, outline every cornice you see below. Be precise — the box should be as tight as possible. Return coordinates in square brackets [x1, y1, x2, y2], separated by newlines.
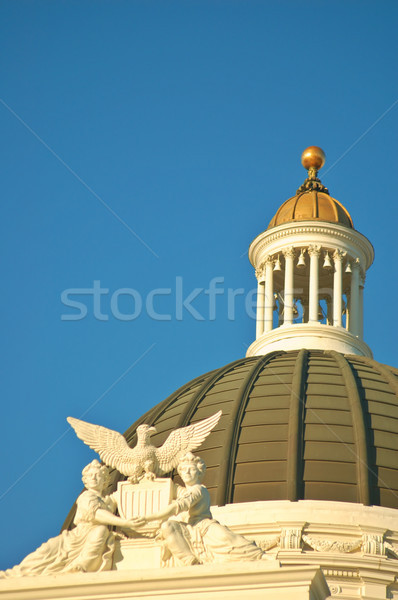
[249, 222, 374, 270]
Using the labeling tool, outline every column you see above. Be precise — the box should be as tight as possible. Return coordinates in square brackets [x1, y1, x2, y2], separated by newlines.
[302, 296, 309, 323]
[359, 273, 365, 339]
[264, 256, 274, 333]
[326, 297, 333, 325]
[349, 259, 361, 337]
[277, 295, 283, 326]
[283, 247, 295, 325]
[255, 265, 265, 338]
[308, 245, 321, 323]
[333, 250, 345, 327]
[345, 289, 350, 330]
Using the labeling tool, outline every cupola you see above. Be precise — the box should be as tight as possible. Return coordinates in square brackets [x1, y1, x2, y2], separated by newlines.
[246, 147, 374, 358]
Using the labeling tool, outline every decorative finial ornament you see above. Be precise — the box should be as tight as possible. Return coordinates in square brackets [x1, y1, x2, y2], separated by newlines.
[297, 146, 329, 194]
[301, 146, 326, 173]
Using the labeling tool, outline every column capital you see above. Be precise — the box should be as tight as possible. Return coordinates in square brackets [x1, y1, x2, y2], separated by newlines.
[352, 257, 361, 270]
[264, 255, 274, 266]
[283, 246, 296, 259]
[255, 263, 265, 280]
[308, 244, 321, 258]
[333, 249, 346, 262]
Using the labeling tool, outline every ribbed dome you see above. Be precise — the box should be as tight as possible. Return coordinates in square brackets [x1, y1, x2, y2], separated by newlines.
[267, 191, 354, 229]
[63, 350, 398, 529]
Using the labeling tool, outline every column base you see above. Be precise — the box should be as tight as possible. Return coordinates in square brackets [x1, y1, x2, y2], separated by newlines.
[246, 323, 373, 358]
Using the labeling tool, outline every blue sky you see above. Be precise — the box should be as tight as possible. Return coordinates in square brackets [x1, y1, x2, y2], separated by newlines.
[0, 0, 397, 569]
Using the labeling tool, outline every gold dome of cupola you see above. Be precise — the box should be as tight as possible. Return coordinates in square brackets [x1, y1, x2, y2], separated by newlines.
[267, 146, 354, 230]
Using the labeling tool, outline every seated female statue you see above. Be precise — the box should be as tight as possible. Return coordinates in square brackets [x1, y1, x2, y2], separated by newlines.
[137, 452, 265, 566]
[1, 459, 140, 576]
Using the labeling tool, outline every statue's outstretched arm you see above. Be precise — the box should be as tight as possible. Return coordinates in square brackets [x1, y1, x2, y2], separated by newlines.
[142, 500, 179, 524]
[95, 508, 142, 530]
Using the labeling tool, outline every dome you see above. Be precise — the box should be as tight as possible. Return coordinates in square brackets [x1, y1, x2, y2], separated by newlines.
[267, 190, 354, 230]
[64, 349, 398, 530]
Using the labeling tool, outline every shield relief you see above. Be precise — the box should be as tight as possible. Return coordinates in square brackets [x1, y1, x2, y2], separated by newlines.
[116, 478, 175, 533]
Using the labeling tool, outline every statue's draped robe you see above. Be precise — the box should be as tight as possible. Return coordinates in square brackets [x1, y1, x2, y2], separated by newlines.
[163, 484, 263, 565]
[1, 491, 116, 577]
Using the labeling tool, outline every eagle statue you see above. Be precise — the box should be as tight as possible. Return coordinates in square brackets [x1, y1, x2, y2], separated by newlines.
[67, 410, 222, 483]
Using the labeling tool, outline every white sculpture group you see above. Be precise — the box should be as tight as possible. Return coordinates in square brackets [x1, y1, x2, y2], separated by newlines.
[0, 411, 265, 577]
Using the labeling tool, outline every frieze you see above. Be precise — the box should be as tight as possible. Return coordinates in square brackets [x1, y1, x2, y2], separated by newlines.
[302, 532, 398, 559]
[302, 534, 362, 554]
[256, 537, 280, 552]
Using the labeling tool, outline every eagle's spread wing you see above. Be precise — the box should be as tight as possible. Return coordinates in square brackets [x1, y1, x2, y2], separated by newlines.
[67, 416, 135, 477]
[155, 410, 222, 474]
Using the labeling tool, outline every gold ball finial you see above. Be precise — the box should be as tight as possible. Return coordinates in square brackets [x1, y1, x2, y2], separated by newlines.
[301, 146, 326, 171]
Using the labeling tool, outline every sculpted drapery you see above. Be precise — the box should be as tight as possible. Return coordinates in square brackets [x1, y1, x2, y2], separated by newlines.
[0, 460, 140, 577]
[138, 453, 265, 566]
